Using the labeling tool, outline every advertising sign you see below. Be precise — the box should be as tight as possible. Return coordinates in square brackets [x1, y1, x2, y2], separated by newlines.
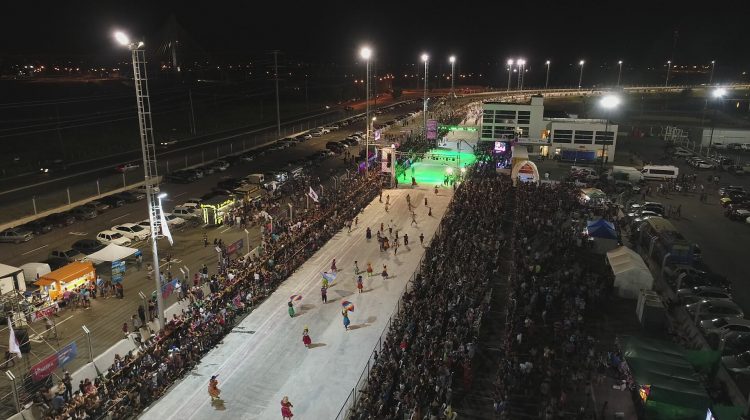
[374, 129, 381, 141]
[226, 239, 244, 255]
[111, 260, 126, 284]
[31, 353, 59, 382]
[426, 119, 438, 140]
[56, 342, 77, 367]
[30, 305, 58, 323]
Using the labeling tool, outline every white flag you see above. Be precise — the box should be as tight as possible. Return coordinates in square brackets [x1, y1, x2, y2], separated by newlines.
[8, 318, 22, 359]
[308, 186, 319, 203]
[159, 210, 174, 246]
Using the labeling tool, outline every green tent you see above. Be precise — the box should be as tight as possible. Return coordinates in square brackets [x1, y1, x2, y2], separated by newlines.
[622, 336, 712, 419]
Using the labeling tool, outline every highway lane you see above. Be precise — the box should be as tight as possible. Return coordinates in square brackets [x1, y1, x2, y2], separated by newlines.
[0, 102, 423, 267]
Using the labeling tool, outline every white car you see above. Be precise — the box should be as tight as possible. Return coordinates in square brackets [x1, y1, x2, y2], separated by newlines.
[673, 148, 693, 157]
[172, 206, 201, 220]
[695, 161, 715, 170]
[96, 230, 132, 246]
[214, 160, 230, 171]
[111, 223, 150, 241]
[162, 213, 186, 229]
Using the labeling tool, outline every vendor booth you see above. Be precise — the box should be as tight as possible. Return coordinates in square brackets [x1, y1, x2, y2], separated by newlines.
[35, 261, 95, 301]
[84, 243, 139, 265]
[586, 218, 619, 253]
[201, 194, 235, 226]
[0, 263, 26, 294]
[607, 246, 654, 299]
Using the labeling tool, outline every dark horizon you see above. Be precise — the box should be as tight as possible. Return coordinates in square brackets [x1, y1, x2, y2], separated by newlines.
[2, 1, 748, 71]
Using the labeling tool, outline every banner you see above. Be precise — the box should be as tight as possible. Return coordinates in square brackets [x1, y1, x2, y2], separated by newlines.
[7, 318, 22, 359]
[161, 278, 178, 300]
[112, 260, 126, 284]
[31, 354, 58, 382]
[56, 342, 77, 367]
[30, 305, 58, 323]
[226, 239, 244, 255]
[374, 129, 381, 141]
[427, 119, 438, 140]
[308, 186, 319, 203]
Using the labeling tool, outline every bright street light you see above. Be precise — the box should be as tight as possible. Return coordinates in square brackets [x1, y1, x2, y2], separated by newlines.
[599, 95, 621, 169]
[506, 59, 514, 91]
[617, 60, 623, 87]
[665, 60, 672, 87]
[545, 60, 551, 89]
[421, 53, 429, 141]
[517, 59, 526, 90]
[578, 60, 585, 90]
[449, 56, 456, 96]
[712, 87, 726, 98]
[360, 46, 373, 174]
[115, 29, 166, 328]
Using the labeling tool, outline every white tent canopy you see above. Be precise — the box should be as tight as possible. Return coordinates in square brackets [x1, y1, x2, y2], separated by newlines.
[606, 246, 654, 299]
[84, 244, 138, 264]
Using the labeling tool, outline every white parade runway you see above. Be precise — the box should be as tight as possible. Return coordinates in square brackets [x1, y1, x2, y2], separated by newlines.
[142, 185, 453, 420]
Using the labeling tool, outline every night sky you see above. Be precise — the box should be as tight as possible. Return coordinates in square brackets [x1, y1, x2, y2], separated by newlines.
[2, 1, 747, 69]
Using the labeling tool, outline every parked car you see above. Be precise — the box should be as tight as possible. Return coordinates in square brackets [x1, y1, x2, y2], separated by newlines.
[49, 249, 82, 262]
[214, 160, 230, 171]
[100, 195, 125, 208]
[722, 351, 750, 374]
[23, 219, 54, 235]
[719, 186, 744, 197]
[112, 223, 150, 241]
[70, 206, 97, 220]
[700, 317, 750, 336]
[0, 228, 34, 243]
[166, 171, 197, 183]
[43, 257, 68, 271]
[85, 201, 110, 213]
[96, 230, 132, 246]
[721, 331, 750, 355]
[44, 212, 76, 228]
[677, 286, 733, 303]
[115, 190, 145, 202]
[172, 206, 201, 220]
[685, 299, 744, 321]
[71, 239, 105, 255]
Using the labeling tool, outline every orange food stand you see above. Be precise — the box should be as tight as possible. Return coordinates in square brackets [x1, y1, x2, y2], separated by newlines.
[35, 261, 95, 301]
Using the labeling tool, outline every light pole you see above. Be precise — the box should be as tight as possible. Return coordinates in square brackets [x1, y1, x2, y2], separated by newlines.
[421, 53, 429, 140]
[115, 31, 167, 328]
[578, 60, 585, 90]
[545, 60, 550, 89]
[517, 59, 526, 90]
[244, 228, 249, 254]
[617, 60, 623, 87]
[599, 95, 621, 169]
[360, 46, 372, 175]
[709, 60, 716, 84]
[708, 87, 727, 150]
[449, 55, 456, 96]
[665, 60, 672, 87]
[506, 59, 514, 91]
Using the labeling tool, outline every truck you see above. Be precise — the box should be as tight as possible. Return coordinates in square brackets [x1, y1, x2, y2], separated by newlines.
[244, 173, 265, 184]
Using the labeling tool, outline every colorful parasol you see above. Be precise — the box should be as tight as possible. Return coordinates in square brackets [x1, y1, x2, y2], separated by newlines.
[289, 294, 303, 302]
[341, 300, 355, 312]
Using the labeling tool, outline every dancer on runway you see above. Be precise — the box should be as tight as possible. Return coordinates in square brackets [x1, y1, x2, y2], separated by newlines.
[208, 376, 221, 400]
[366, 227, 372, 240]
[288, 300, 295, 318]
[281, 396, 294, 419]
[321, 285, 328, 303]
[342, 308, 351, 330]
[302, 327, 311, 348]
[331, 258, 337, 273]
[366, 262, 373, 277]
[382, 265, 389, 279]
[357, 275, 364, 293]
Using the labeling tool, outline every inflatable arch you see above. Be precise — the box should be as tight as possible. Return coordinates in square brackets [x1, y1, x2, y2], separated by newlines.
[510, 160, 540, 186]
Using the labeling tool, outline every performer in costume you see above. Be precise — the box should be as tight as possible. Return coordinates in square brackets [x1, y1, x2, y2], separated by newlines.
[288, 300, 295, 318]
[366, 262, 373, 277]
[357, 275, 363, 293]
[342, 308, 351, 330]
[382, 265, 388, 278]
[366, 227, 372, 240]
[208, 375, 221, 400]
[331, 258, 337, 273]
[302, 327, 312, 348]
[281, 396, 294, 419]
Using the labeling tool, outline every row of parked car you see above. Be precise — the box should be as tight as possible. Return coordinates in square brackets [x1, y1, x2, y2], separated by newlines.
[0, 189, 148, 244]
[673, 147, 749, 175]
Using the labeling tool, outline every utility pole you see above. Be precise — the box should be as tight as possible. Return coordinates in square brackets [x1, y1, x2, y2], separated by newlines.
[273, 50, 281, 136]
[188, 89, 196, 135]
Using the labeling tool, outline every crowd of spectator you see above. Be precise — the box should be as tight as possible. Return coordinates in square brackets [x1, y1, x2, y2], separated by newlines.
[34, 172, 382, 420]
[351, 165, 508, 420]
[492, 182, 614, 419]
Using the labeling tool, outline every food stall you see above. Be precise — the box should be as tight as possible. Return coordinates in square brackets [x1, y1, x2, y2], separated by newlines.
[201, 194, 235, 226]
[35, 261, 95, 301]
